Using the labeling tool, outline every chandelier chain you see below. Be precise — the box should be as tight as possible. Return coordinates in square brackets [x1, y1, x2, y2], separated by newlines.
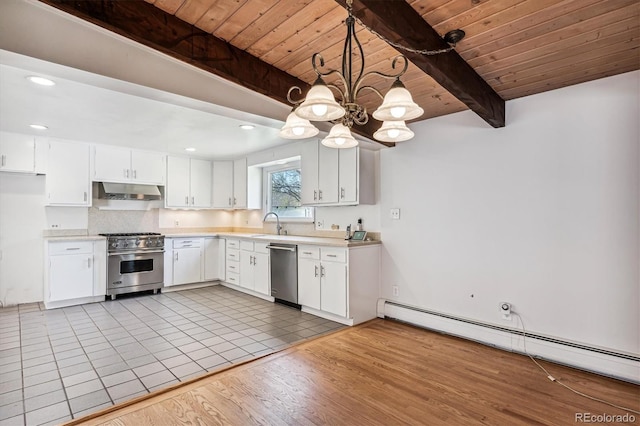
[350, 11, 456, 56]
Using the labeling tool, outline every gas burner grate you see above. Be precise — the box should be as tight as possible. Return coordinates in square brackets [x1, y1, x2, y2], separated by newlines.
[99, 232, 161, 237]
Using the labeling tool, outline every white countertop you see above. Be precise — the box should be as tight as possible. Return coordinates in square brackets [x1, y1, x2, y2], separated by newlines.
[45, 235, 106, 242]
[164, 232, 380, 248]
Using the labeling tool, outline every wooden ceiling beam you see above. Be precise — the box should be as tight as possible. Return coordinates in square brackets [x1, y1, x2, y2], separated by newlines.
[336, 0, 505, 128]
[36, 0, 391, 146]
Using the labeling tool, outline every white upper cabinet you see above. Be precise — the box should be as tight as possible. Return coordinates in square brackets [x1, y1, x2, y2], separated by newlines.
[301, 140, 339, 205]
[301, 140, 375, 206]
[166, 156, 211, 208]
[46, 139, 91, 206]
[93, 145, 165, 185]
[233, 158, 247, 209]
[0, 131, 35, 173]
[212, 159, 247, 209]
[212, 160, 233, 209]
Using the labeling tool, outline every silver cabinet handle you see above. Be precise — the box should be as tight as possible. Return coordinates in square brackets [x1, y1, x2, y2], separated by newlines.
[234, 197, 237, 205]
[124, 168, 127, 178]
[314, 265, 318, 277]
[181, 240, 192, 243]
[66, 247, 80, 251]
[228, 197, 232, 206]
[175, 252, 179, 261]
[313, 190, 317, 201]
[326, 254, 337, 258]
[303, 251, 313, 255]
[133, 169, 137, 179]
[341, 187, 345, 199]
[191, 196, 195, 205]
[185, 196, 189, 205]
[83, 192, 87, 202]
[126, 169, 130, 178]
[181, 244, 192, 247]
[320, 265, 325, 277]
[1, 154, 6, 167]
[319, 190, 323, 200]
[87, 257, 92, 268]
[228, 265, 236, 270]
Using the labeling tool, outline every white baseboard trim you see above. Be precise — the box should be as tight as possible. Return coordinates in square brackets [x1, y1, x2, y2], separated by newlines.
[301, 306, 353, 326]
[161, 281, 218, 293]
[380, 301, 639, 384]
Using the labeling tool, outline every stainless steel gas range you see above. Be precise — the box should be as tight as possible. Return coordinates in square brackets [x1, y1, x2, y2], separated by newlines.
[100, 233, 165, 299]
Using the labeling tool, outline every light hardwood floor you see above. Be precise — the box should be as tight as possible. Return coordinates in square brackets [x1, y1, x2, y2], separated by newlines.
[69, 319, 639, 425]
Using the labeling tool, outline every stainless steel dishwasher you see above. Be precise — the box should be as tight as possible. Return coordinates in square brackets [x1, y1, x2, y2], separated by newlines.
[266, 243, 299, 308]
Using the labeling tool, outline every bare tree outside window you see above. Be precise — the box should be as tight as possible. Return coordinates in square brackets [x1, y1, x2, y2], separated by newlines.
[269, 168, 312, 218]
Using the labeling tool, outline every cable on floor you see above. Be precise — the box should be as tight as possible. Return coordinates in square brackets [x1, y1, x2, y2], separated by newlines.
[511, 312, 639, 415]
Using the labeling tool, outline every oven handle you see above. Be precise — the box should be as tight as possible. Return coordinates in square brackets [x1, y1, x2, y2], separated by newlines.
[108, 250, 165, 256]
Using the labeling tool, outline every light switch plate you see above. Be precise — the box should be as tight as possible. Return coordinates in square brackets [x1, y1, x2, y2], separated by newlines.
[390, 208, 400, 220]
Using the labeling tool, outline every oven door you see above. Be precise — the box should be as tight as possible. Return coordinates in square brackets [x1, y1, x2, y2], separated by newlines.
[107, 251, 164, 293]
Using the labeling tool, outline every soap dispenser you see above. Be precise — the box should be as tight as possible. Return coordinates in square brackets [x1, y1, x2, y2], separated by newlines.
[345, 224, 351, 240]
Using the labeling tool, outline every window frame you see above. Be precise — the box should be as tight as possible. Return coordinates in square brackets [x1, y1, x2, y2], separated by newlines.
[262, 161, 314, 223]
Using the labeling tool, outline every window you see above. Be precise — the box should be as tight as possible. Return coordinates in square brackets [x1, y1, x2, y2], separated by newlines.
[264, 163, 313, 221]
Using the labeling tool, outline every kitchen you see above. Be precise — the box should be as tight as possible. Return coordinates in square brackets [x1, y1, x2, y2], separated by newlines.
[1, 0, 638, 425]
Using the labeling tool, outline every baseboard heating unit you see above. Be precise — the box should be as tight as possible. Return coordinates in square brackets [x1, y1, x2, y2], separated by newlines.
[378, 300, 639, 384]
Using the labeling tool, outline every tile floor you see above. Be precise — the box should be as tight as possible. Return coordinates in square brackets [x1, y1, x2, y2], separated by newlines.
[0, 286, 344, 426]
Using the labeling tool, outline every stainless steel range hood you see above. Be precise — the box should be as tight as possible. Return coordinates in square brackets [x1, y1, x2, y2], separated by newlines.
[98, 182, 162, 201]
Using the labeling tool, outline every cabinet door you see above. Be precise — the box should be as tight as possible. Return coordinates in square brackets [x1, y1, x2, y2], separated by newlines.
[93, 145, 130, 182]
[212, 161, 234, 208]
[166, 156, 190, 207]
[131, 150, 165, 184]
[0, 132, 35, 173]
[239, 250, 254, 290]
[190, 159, 212, 208]
[173, 247, 202, 285]
[300, 140, 319, 205]
[321, 262, 347, 317]
[233, 158, 247, 209]
[46, 140, 91, 206]
[338, 147, 358, 204]
[253, 252, 269, 296]
[317, 143, 339, 204]
[49, 254, 94, 301]
[163, 247, 174, 287]
[298, 258, 321, 310]
[204, 238, 220, 281]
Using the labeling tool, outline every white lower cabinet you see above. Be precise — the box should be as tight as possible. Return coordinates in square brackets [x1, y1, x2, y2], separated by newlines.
[204, 237, 224, 281]
[298, 244, 379, 325]
[238, 240, 269, 296]
[44, 239, 106, 309]
[172, 238, 202, 286]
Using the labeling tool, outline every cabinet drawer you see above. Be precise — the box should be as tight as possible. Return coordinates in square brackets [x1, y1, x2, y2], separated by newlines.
[254, 241, 270, 254]
[226, 262, 239, 274]
[227, 249, 240, 262]
[298, 246, 320, 260]
[226, 272, 240, 285]
[49, 241, 93, 255]
[321, 248, 347, 263]
[240, 240, 254, 251]
[173, 238, 201, 249]
[226, 239, 240, 250]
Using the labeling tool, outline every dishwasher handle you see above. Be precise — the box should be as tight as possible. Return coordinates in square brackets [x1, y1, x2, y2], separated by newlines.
[266, 245, 296, 252]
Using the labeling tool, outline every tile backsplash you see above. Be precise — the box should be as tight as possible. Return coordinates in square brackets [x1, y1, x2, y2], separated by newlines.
[88, 207, 160, 234]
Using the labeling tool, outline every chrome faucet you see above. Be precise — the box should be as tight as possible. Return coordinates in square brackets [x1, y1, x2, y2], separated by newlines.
[263, 211, 282, 235]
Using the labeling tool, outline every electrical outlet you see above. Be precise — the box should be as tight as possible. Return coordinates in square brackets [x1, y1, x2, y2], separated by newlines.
[500, 302, 512, 320]
[390, 208, 400, 220]
[392, 286, 399, 297]
[174, 220, 179, 227]
[316, 220, 324, 229]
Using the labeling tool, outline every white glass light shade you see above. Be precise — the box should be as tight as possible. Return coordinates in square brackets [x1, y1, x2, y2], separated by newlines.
[372, 82, 424, 122]
[279, 112, 319, 139]
[295, 79, 345, 122]
[321, 123, 358, 149]
[373, 121, 414, 142]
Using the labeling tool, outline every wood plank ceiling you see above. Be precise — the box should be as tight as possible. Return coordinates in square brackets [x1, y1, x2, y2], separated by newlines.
[40, 0, 640, 138]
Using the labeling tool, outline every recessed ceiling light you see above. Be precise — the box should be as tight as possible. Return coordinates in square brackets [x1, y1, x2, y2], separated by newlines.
[239, 124, 255, 130]
[29, 124, 48, 130]
[27, 76, 55, 86]
[185, 147, 196, 152]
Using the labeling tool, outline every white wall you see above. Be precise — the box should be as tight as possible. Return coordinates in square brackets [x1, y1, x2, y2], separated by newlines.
[379, 71, 639, 355]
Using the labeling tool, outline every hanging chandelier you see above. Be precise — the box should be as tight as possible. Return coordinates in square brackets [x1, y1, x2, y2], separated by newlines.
[279, 0, 465, 148]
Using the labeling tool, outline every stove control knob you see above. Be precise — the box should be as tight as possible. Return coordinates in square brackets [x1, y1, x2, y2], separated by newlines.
[123, 241, 129, 247]
[135, 239, 141, 246]
[111, 242, 118, 248]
